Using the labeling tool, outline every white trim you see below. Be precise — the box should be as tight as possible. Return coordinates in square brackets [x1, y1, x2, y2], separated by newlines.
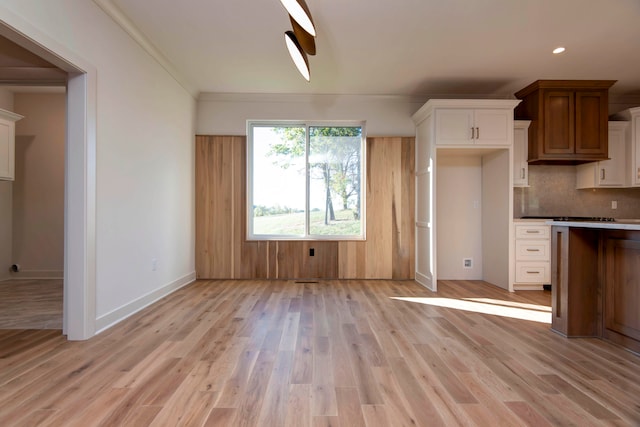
[513, 284, 545, 291]
[414, 272, 435, 291]
[412, 99, 521, 126]
[95, 272, 196, 334]
[92, 0, 198, 99]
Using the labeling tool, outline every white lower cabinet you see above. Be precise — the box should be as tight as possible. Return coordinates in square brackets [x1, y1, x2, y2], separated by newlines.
[514, 221, 550, 290]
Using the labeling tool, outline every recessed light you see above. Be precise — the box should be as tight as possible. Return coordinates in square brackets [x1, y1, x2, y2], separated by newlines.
[553, 47, 566, 54]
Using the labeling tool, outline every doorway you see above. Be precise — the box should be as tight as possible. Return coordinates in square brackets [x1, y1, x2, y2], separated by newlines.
[0, 17, 96, 340]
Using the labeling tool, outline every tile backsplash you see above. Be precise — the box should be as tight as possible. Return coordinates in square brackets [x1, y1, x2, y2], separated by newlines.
[514, 165, 640, 218]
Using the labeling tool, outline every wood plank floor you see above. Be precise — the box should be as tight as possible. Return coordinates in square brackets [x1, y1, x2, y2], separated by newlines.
[0, 279, 63, 329]
[0, 279, 639, 426]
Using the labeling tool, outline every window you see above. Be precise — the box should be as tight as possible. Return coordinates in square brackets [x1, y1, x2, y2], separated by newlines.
[247, 121, 365, 240]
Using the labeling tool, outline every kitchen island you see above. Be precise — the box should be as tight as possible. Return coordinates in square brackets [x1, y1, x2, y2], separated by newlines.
[548, 220, 640, 354]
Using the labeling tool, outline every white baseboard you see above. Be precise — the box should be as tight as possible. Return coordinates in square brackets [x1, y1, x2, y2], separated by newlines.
[415, 271, 436, 291]
[95, 271, 196, 334]
[9, 270, 64, 280]
[513, 284, 545, 291]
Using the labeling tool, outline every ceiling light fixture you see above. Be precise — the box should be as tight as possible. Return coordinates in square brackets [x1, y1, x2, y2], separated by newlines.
[553, 47, 566, 54]
[279, 0, 316, 36]
[290, 15, 316, 55]
[285, 31, 310, 81]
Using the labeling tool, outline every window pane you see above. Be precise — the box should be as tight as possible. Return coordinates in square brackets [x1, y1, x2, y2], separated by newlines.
[308, 126, 362, 236]
[251, 126, 306, 236]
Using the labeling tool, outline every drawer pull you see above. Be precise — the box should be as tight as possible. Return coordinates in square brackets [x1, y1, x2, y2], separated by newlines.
[526, 271, 541, 274]
[526, 249, 540, 252]
[525, 230, 540, 234]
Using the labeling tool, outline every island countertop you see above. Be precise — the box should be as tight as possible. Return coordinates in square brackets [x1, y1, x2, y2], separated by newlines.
[546, 219, 640, 230]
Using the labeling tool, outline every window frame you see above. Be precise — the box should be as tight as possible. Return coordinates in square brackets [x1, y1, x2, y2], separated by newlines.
[247, 120, 366, 241]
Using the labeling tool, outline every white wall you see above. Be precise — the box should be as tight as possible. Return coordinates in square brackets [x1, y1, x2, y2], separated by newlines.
[0, 1, 196, 332]
[436, 153, 483, 280]
[197, 93, 425, 136]
[12, 93, 65, 277]
[0, 88, 13, 281]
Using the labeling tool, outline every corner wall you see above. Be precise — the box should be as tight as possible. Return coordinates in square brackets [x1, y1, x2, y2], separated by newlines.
[12, 93, 65, 278]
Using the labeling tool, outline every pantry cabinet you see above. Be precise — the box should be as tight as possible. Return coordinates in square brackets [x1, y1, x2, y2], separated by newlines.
[514, 80, 615, 164]
[412, 99, 520, 292]
[0, 108, 24, 181]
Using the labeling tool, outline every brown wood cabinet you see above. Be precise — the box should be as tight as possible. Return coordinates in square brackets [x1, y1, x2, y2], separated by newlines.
[604, 231, 640, 353]
[515, 80, 615, 164]
[550, 226, 600, 337]
[551, 225, 640, 354]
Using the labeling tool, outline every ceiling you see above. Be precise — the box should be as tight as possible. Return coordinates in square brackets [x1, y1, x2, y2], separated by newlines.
[1, 1, 639, 101]
[102, 0, 640, 100]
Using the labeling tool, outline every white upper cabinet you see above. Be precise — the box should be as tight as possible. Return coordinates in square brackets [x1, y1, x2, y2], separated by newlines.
[513, 120, 530, 187]
[609, 107, 640, 187]
[0, 108, 25, 181]
[576, 121, 628, 189]
[627, 107, 640, 186]
[434, 107, 513, 146]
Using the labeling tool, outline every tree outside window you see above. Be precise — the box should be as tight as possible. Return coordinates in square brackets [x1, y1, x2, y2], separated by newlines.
[248, 122, 365, 239]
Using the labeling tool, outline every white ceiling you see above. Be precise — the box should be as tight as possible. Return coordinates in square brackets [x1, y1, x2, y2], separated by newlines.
[101, 0, 640, 97]
[95, 0, 640, 99]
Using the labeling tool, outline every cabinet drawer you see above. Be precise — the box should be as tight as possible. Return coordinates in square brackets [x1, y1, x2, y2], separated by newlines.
[515, 262, 550, 283]
[515, 240, 549, 260]
[515, 225, 550, 239]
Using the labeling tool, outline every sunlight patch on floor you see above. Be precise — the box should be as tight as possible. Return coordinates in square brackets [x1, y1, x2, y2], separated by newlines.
[390, 297, 552, 324]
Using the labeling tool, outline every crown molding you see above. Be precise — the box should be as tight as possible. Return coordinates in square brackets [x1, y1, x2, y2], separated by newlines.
[92, 0, 198, 99]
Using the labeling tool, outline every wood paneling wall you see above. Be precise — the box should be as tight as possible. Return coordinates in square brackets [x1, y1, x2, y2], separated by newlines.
[196, 135, 414, 279]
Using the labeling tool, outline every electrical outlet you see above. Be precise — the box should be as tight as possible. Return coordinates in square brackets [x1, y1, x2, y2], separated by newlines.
[611, 200, 617, 209]
[463, 258, 473, 269]
[151, 258, 157, 271]
[309, 248, 315, 257]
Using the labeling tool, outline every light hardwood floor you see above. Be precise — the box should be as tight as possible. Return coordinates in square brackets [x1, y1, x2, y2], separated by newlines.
[0, 279, 639, 426]
[0, 279, 63, 329]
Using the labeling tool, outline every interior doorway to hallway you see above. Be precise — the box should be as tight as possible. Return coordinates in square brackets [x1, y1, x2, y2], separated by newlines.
[0, 15, 97, 340]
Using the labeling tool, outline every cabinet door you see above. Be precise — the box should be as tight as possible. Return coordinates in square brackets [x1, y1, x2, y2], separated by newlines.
[435, 109, 474, 145]
[634, 117, 640, 186]
[575, 91, 607, 156]
[543, 91, 574, 154]
[474, 109, 511, 145]
[597, 125, 625, 186]
[0, 119, 14, 180]
[605, 238, 640, 343]
[513, 124, 528, 186]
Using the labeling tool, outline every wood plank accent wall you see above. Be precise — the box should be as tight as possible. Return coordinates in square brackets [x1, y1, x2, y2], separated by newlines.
[195, 135, 414, 279]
